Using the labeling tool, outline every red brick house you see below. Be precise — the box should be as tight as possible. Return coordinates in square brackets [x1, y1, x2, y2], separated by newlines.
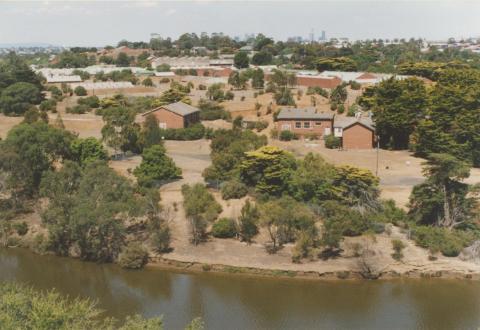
[276, 108, 334, 138]
[333, 117, 375, 149]
[142, 101, 200, 129]
[295, 75, 342, 89]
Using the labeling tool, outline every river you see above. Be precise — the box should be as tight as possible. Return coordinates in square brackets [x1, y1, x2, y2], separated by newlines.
[1, 248, 480, 330]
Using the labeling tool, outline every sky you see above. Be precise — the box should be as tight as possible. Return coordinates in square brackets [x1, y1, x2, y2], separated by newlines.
[0, 0, 479, 46]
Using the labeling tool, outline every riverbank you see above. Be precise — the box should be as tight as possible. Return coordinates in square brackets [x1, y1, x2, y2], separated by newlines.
[148, 256, 480, 281]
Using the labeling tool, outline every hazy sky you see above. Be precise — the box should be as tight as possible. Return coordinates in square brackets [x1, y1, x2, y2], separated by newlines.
[1, 0, 479, 46]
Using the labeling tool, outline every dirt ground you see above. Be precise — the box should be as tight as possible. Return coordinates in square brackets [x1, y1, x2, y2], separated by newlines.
[108, 140, 480, 277]
[4, 83, 480, 277]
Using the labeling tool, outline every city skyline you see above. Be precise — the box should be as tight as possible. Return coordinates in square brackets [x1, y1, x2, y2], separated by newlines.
[0, 1, 479, 46]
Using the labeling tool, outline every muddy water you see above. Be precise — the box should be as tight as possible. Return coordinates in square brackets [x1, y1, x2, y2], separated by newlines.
[1, 248, 480, 330]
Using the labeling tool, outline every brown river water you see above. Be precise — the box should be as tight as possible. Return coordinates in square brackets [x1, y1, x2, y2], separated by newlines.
[1, 248, 480, 330]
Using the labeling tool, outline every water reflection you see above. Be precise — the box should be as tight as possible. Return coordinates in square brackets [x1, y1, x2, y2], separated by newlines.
[1, 248, 480, 330]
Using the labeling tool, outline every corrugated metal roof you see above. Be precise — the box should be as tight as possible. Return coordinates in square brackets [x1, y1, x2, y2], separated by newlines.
[333, 116, 375, 130]
[163, 102, 199, 116]
[144, 101, 199, 117]
[277, 107, 334, 120]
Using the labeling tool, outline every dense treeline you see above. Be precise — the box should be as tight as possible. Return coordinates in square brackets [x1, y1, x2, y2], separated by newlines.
[45, 32, 480, 73]
[0, 118, 177, 266]
[0, 53, 43, 115]
[360, 68, 480, 167]
[200, 126, 480, 260]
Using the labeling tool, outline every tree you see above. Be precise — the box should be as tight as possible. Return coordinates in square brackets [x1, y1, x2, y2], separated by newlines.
[202, 129, 267, 183]
[408, 153, 478, 228]
[133, 145, 181, 187]
[330, 84, 348, 105]
[289, 153, 336, 203]
[316, 57, 357, 72]
[359, 77, 428, 149]
[74, 86, 87, 96]
[70, 137, 108, 167]
[181, 183, 222, 245]
[251, 50, 273, 65]
[239, 146, 296, 196]
[156, 63, 171, 72]
[274, 87, 296, 106]
[198, 99, 230, 121]
[206, 83, 225, 101]
[234, 51, 249, 69]
[259, 196, 316, 252]
[237, 199, 259, 242]
[116, 52, 131, 66]
[142, 77, 154, 87]
[251, 68, 264, 89]
[0, 52, 42, 94]
[0, 82, 42, 115]
[40, 161, 144, 262]
[141, 114, 163, 148]
[228, 71, 247, 89]
[118, 242, 149, 269]
[332, 165, 380, 212]
[101, 107, 141, 155]
[0, 122, 74, 199]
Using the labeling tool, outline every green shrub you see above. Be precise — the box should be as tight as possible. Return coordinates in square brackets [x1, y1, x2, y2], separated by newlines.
[391, 239, 406, 260]
[306, 86, 329, 98]
[337, 104, 345, 114]
[66, 104, 90, 114]
[349, 80, 361, 90]
[39, 99, 57, 112]
[13, 222, 28, 236]
[279, 130, 296, 141]
[254, 120, 269, 132]
[160, 78, 170, 83]
[118, 242, 149, 269]
[325, 135, 341, 149]
[198, 84, 207, 90]
[330, 102, 338, 111]
[160, 123, 206, 140]
[410, 226, 475, 257]
[211, 218, 237, 238]
[77, 95, 100, 108]
[151, 224, 171, 253]
[225, 91, 234, 100]
[74, 86, 87, 96]
[221, 180, 248, 200]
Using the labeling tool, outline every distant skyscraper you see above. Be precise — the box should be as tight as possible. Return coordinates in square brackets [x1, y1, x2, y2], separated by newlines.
[321, 30, 326, 41]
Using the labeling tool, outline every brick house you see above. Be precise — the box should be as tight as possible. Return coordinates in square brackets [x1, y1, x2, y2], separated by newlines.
[142, 101, 200, 129]
[295, 75, 343, 89]
[276, 108, 334, 138]
[333, 117, 375, 149]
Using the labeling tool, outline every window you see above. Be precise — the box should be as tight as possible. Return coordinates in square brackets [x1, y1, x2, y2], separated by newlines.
[295, 122, 301, 128]
[281, 124, 291, 130]
[315, 121, 322, 126]
[304, 122, 310, 128]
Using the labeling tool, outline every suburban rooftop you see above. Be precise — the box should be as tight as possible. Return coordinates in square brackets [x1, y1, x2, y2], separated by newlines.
[277, 107, 334, 120]
[143, 101, 200, 117]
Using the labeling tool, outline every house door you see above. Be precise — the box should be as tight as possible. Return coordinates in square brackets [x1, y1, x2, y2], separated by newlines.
[324, 127, 331, 135]
[159, 123, 167, 129]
